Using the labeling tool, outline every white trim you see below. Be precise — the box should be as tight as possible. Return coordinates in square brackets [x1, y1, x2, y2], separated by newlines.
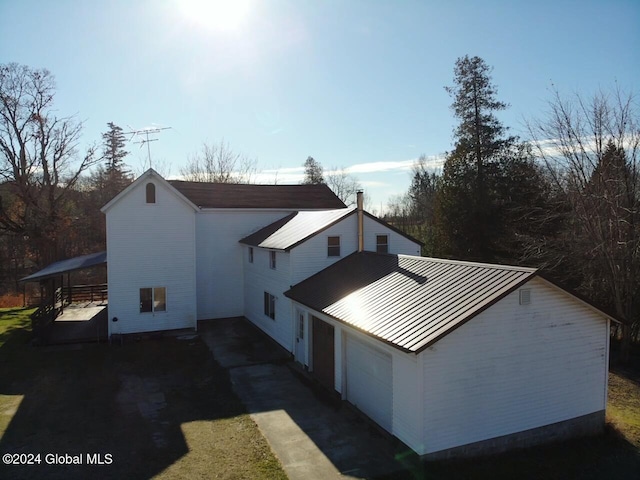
[101, 169, 199, 213]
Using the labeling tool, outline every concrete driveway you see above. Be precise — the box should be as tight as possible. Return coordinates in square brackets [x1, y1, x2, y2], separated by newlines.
[199, 317, 422, 480]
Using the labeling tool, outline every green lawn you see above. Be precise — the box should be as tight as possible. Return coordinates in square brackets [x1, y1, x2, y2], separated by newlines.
[0, 308, 286, 480]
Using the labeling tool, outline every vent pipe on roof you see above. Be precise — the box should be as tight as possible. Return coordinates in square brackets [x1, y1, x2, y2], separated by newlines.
[357, 190, 364, 252]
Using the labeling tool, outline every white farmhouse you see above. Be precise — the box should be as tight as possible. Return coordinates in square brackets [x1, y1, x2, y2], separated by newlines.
[102, 168, 615, 459]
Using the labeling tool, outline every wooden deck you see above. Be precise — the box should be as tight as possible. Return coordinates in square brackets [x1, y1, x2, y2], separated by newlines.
[47, 302, 108, 344]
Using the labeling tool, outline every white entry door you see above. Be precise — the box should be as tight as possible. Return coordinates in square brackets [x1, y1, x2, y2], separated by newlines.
[294, 310, 306, 365]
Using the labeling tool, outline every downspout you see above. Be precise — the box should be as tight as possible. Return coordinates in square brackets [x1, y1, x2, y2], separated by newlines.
[357, 190, 364, 252]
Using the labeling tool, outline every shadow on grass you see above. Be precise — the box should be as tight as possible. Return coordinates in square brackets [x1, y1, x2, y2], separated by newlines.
[0, 316, 283, 479]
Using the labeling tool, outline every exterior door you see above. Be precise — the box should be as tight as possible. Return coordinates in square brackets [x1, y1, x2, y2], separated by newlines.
[312, 316, 335, 390]
[295, 310, 306, 364]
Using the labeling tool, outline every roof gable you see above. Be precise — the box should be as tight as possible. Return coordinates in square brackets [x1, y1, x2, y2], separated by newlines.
[167, 181, 346, 209]
[239, 208, 354, 251]
[285, 252, 538, 353]
[100, 169, 198, 213]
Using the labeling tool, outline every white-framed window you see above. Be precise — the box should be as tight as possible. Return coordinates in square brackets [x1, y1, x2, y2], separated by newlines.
[249, 247, 254, 263]
[327, 236, 341, 257]
[140, 287, 166, 313]
[264, 292, 276, 320]
[376, 234, 389, 254]
[269, 251, 276, 269]
[146, 182, 156, 203]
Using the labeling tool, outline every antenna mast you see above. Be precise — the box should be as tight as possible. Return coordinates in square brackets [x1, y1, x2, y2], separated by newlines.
[124, 125, 171, 169]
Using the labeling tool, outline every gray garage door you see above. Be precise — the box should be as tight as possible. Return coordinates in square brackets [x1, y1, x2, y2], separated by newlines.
[345, 334, 393, 432]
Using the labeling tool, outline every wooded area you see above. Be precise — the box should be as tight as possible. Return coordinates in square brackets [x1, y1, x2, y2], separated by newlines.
[1, 59, 638, 361]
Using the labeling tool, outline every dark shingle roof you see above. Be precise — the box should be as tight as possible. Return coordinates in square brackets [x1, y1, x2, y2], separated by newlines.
[285, 252, 537, 353]
[240, 208, 355, 251]
[167, 181, 346, 209]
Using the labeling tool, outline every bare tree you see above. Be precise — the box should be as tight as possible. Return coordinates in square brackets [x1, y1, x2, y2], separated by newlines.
[325, 166, 361, 206]
[0, 63, 99, 265]
[180, 140, 257, 183]
[528, 86, 640, 361]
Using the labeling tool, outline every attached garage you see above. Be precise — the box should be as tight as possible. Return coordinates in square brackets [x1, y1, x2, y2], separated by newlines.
[285, 252, 615, 459]
[345, 334, 393, 432]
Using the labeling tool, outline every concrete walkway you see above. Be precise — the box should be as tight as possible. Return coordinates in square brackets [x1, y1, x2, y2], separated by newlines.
[199, 318, 421, 480]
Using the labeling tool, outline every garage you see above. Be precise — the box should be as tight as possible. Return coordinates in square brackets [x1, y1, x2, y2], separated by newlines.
[345, 334, 393, 431]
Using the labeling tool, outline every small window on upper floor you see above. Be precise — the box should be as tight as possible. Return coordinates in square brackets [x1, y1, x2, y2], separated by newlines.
[376, 235, 389, 254]
[270, 251, 276, 269]
[327, 236, 341, 257]
[146, 182, 156, 203]
[249, 247, 254, 263]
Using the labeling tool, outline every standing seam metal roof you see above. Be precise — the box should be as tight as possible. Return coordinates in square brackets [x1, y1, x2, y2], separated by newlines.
[284, 252, 537, 353]
[239, 208, 355, 250]
[20, 251, 107, 283]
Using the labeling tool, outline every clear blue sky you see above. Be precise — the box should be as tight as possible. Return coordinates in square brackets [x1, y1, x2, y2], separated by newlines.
[1, 0, 638, 211]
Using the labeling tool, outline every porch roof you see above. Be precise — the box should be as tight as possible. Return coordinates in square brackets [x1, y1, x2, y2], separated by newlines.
[20, 251, 107, 283]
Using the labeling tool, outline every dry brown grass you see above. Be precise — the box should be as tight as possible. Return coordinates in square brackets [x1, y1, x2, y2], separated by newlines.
[0, 309, 286, 480]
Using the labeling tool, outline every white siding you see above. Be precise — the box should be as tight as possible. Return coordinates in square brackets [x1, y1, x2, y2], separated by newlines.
[195, 210, 291, 320]
[392, 352, 424, 453]
[243, 247, 294, 350]
[345, 333, 393, 431]
[363, 215, 421, 255]
[290, 217, 359, 284]
[106, 179, 197, 335]
[420, 277, 609, 455]
[290, 215, 420, 284]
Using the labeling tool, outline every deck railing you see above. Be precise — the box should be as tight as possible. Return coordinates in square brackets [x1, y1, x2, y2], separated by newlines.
[61, 284, 108, 304]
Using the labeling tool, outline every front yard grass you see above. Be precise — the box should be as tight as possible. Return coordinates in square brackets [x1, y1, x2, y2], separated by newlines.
[0, 308, 286, 479]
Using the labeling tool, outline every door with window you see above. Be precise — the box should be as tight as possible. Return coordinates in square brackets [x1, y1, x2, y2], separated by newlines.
[295, 310, 306, 365]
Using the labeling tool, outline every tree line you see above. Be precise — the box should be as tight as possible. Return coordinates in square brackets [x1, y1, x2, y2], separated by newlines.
[1, 59, 637, 361]
[384, 55, 639, 360]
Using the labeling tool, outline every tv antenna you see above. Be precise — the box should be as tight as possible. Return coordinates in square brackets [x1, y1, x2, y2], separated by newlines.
[124, 125, 171, 169]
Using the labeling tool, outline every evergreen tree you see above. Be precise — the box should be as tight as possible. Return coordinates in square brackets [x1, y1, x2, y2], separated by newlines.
[437, 56, 517, 261]
[301, 156, 325, 185]
[92, 122, 132, 205]
[103, 122, 129, 177]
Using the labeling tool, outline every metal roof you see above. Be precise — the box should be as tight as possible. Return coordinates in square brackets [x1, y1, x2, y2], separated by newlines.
[20, 251, 107, 283]
[285, 252, 537, 353]
[168, 181, 346, 209]
[240, 208, 355, 251]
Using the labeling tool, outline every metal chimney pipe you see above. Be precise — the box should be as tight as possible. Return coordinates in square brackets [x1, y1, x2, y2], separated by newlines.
[357, 190, 364, 252]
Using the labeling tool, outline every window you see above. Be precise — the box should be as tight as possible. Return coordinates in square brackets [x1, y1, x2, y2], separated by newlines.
[376, 235, 389, 254]
[519, 289, 531, 305]
[140, 287, 166, 313]
[264, 292, 276, 320]
[269, 251, 276, 269]
[248, 247, 254, 263]
[146, 182, 156, 203]
[327, 236, 340, 257]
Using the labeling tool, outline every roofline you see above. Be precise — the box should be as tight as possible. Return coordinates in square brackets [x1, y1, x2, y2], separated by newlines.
[238, 209, 356, 251]
[200, 207, 346, 213]
[396, 253, 538, 273]
[364, 212, 425, 247]
[413, 272, 537, 353]
[20, 251, 107, 283]
[288, 298, 414, 354]
[284, 208, 356, 251]
[536, 274, 622, 324]
[100, 169, 199, 213]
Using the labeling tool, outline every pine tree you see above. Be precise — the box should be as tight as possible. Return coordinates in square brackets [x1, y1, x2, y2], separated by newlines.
[437, 56, 516, 261]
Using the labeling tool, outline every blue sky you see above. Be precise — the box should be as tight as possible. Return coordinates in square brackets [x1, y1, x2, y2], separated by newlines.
[1, 0, 638, 211]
